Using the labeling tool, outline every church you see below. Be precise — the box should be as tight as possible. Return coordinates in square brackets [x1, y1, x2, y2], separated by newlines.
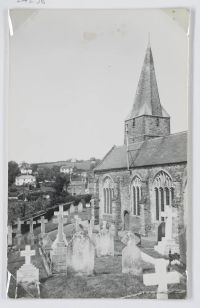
[94, 42, 187, 261]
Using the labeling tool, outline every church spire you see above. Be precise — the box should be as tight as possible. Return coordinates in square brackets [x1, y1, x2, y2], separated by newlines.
[124, 41, 170, 144]
[126, 41, 169, 120]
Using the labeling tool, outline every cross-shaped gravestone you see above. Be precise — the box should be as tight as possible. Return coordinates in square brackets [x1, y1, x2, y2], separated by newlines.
[37, 216, 48, 235]
[16, 218, 23, 235]
[27, 218, 36, 234]
[143, 258, 180, 299]
[53, 205, 68, 242]
[21, 245, 35, 265]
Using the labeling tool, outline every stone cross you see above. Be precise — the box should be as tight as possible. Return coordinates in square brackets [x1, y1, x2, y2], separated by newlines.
[143, 258, 180, 299]
[27, 218, 36, 234]
[53, 205, 68, 242]
[21, 245, 35, 265]
[37, 216, 48, 235]
[16, 218, 23, 235]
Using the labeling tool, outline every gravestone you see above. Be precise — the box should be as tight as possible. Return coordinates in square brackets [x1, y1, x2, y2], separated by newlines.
[95, 221, 114, 257]
[37, 216, 48, 236]
[15, 218, 24, 248]
[27, 218, 36, 245]
[50, 205, 68, 273]
[86, 203, 90, 208]
[121, 231, 142, 276]
[154, 206, 179, 255]
[143, 258, 180, 299]
[74, 215, 82, 232]
[78, 202, 83, 213]
[70, 204, 75, 214]
[27, 218, 36, 234]
[8, 225, 13, 246]
[71, 230, 95, 275]
[17, 245, 39, 284]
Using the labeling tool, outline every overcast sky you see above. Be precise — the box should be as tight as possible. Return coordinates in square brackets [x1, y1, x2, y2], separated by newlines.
[8, 8, 190, 164]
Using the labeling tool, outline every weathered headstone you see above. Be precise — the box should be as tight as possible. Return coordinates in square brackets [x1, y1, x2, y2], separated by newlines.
[95, 221, 114, 257]
[17, 245, 39, 284]
[74, 215, 82, 232]
[27, 218, 36, 245]
[143, 258, 180, 299]
[50, 205, 68, 273]
[154, 206, 179, 255]
[71, 231, 95, 275]
[8, 225, 13, 246]
[37, 216, 48, 236]
[78, 202, 83, 213]
[70, 203, 75, 214]
[121, 231, 142, 276]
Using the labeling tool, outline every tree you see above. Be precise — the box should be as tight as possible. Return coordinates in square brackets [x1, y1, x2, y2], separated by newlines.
[8, 161, 20, 186]
[31, 163, 38, 173]
[54, 173, 70, 195]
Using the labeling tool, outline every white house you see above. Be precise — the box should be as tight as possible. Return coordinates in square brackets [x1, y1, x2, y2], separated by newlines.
[15, 175, 36, 186]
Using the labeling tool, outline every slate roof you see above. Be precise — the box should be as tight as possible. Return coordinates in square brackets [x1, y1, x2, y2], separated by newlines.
[126, 42, 169, 120]
[94, 132, 187, 172]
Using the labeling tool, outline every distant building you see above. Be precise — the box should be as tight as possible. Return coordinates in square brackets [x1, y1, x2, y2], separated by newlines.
[19, 162, 32, 175]
[15, 175, 36, 186]
[60, 166, 73, 174]
[67, 180, 86, 195]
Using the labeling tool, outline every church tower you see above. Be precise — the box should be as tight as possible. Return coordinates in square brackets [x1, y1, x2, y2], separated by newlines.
[125, 42, 170, 144]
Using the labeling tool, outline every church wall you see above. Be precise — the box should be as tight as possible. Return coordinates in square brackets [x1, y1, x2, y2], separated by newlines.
[95, 162, 186, 246]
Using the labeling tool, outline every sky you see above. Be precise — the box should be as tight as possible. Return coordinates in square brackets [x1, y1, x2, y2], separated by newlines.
[8, 8, 190, 164]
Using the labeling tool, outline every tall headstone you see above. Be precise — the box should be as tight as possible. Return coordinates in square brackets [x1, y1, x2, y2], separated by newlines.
[71, 231, 95, 275]
[27, 218, 36, 245]
[37, 216, 48, 236]
[143, 258, 180, 299]
[74, 215, 82, 232]
[96, 221, 114, 257]
[154, 206, 179, 255]
[50, 205, 68, 273]
[70, 204, 75, 214]
[78, 202, 83, 213]
[121, 231, 142, 276]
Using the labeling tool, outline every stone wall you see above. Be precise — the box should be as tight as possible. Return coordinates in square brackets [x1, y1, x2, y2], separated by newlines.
[125, 115, 170, 143]
[95, 162, 186, 246]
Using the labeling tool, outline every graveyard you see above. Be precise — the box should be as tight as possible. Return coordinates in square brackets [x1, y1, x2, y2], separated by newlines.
[7, 201, 187, 299]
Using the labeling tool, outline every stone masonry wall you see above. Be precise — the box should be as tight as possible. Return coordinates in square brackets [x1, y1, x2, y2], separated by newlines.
[95, 162, 186, 246]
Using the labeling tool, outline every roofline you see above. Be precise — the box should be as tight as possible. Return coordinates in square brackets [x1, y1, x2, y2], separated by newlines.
[94, 145, 116, 171]
[94, 161, 187, 173]
[125, 114, 170, 122]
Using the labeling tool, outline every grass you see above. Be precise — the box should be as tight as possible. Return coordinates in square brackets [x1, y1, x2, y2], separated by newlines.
[8, 211, 187, 299]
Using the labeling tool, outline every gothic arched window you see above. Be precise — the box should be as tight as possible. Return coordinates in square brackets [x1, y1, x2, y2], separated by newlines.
[153, 171, 174, 221]
[131, 176, 142, 216]
[103, 177, 114, 214]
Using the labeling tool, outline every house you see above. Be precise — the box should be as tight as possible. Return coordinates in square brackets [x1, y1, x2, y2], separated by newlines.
[15, 174, 36, 186]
